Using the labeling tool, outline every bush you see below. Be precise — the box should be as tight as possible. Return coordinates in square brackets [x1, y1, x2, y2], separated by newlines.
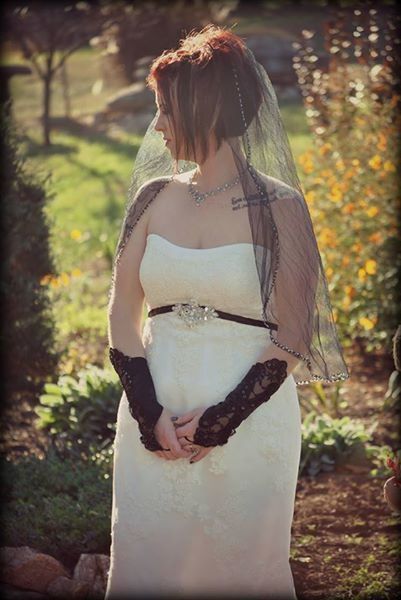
[300, 411, 374, 477]
[0, 111, 60, 400]
[0, 447, 112, 569]
[293, 7, 401, 353]
[35, 364, 121, 462]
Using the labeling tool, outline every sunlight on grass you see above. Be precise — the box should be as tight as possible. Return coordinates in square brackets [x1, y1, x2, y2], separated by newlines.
[6, 46, 122, 123]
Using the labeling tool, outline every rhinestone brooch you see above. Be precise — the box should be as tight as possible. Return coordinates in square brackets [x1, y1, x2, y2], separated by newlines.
[172, 298, 219, 328]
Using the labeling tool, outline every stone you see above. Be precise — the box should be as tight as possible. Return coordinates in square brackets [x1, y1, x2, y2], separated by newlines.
[113, 112, 155, 135]
[0, 546, 69, 593]
[106, 82, 154, 114]
[46, 575, 89, 599]
[73, 553, 110, 598]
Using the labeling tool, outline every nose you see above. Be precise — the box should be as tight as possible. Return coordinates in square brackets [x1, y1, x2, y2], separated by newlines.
[154, 110, 166, 133]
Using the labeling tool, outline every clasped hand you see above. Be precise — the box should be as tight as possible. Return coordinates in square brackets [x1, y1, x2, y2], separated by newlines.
[153, 406, 214, 464]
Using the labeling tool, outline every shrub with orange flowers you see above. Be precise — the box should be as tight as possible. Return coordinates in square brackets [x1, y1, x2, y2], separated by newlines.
[293, 5, 401, 353]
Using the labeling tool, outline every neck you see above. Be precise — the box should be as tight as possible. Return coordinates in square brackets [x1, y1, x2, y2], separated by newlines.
[193, 140, 239, 189]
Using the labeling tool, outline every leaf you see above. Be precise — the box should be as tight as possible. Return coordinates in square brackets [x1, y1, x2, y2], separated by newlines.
[39, 394, 64, 407]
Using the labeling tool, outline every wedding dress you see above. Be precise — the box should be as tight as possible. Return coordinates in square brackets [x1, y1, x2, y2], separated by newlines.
[105, 232, 302, 599]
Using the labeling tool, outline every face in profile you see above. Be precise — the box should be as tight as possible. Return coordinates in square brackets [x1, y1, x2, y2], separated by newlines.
[154, 87, 217, 165]
[154, 89, 176, 154]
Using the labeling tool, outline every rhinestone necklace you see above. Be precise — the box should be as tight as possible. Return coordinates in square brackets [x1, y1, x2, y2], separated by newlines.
[188, 169, 241, 207]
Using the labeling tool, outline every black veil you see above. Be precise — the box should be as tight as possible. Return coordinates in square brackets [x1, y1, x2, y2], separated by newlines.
[109, 38, 350, 386]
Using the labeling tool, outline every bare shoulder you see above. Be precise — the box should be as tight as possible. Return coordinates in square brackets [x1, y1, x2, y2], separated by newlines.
[257, 172, 301, 201]
[145, 170, 196, 228]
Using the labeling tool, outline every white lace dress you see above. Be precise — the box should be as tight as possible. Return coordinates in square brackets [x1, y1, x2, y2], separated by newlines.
[105, 233, 302, 599]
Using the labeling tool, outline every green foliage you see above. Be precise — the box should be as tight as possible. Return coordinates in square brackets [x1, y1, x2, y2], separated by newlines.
[299, 411, 374, 477]
[294, 11, 401, 353]
[384, 370, 401, 412]
[0, 447, 112, 569]
[0, 111, 60, 399]
[302, 380, 348, 418]
[35, 364, 121, 461]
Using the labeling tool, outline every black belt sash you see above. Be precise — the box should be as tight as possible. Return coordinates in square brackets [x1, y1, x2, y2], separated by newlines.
[147, 304, 278, 331]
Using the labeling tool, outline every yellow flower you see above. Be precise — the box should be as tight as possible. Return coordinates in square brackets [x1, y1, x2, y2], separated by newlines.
[298, 151, 313, 166]
[302, 161, 314, 174]
[70, 229, 82, 240]
[359, 316, 375, 330]
[319, 142, 332, 156]
[345, 285, 356, 299]
[352, 243, 362, 253]
[342, 296, 351, 309]
[335, 158, 345, 171]
[369, 232, 382, 244]
[342, 203, 355, 214]
[305, 190, 316, 205]
[60, 272, 70, 286]
[377, 133, 387, 152]
[351, 159, 360, 167]
[367, 206, 379, 218]
[358, 268, 366, 282]
[329, 185, 343, 203]
[313, 177, 325, 185]
[383, 160, 396, 172]
[71, 268, 82, 277]
[50, 277, 60, 288]
[326, 267, 333, 279]
[319, 228, 337, 248]
[368, 155, 382, 170]
[321, 169, 334, 178]
[344, 169, 355, 180]
[365, 259, 377, 275]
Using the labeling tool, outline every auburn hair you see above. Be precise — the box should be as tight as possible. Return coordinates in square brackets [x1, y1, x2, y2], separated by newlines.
[146, 24, 263, 164]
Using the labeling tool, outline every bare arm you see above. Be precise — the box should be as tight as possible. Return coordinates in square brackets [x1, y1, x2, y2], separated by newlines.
[107, 209, 149, 357]
[107, 205, 192, 460]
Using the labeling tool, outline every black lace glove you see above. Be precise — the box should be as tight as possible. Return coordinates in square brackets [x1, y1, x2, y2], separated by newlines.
[192, 358, 288, 447]
[109, 347, 165, 452]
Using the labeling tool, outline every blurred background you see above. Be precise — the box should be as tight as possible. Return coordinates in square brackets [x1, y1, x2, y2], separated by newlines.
[1, 1, 400, 598]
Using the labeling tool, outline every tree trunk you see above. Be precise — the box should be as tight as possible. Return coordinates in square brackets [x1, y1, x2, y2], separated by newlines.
[42, 53, 54, 146]
[42, 74, 52, 146]
[60, 61, 71, 119]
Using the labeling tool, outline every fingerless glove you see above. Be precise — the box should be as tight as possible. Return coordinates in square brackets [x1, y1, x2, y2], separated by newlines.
[192, 358, 288, 447]
[109, 347, 164, 451]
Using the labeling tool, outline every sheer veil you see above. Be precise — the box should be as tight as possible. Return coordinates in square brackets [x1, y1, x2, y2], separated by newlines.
[109, 32, 350, 386]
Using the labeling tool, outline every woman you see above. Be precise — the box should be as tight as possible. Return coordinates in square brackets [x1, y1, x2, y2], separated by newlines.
[105, 25, 349, 599]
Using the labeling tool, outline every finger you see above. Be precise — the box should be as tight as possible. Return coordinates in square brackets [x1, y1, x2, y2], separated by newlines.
[189, 447, 212, 464]
[174, 411, 197, 425]
[189, 449, 205, 463]
[170, 440, 192, 459]
[175, 424, 192, 439]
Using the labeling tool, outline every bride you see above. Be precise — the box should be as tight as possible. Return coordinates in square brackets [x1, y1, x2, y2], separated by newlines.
[105, 24, 349, 599]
